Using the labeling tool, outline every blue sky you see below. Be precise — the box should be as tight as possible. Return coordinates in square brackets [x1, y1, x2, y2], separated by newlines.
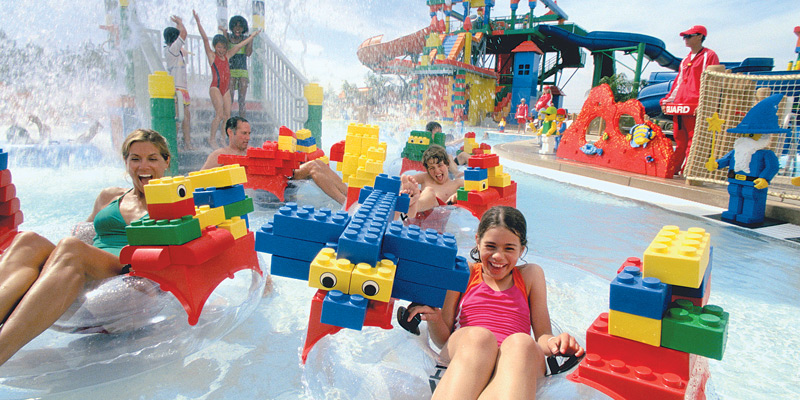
[1, 0, 798, 111]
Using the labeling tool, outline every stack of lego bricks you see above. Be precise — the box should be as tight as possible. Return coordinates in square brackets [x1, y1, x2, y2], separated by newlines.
[455, 152, 517, 219]
[120, 165, 260, 325]
[399, 129, 445, 174]
[0, 149, 22, 252]
[568, 226, 727, 400]
[254, 174, 470, 362]
[333, 123, 387, 209]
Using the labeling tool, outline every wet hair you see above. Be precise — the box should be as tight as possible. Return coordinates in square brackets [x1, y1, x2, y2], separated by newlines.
[163, 27, 180, 45]
[212, 34, 229, 48]
[425, 121, 442, 133]
[422, 144, 449, 169]
[229, 15, 249, 35]
[121, 129, 171, 164]
[470, 206, 528, 262]
[225, 116, 249, 137]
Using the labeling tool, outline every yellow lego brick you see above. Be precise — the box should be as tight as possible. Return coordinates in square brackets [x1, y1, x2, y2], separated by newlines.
[143, 176, 194, 205]
[278, 142, 295, 152]
[355, 167, 378, 180]
[366, 147, 386, 162]
[278, 135, 296, 145]
[318, 156, 329, 164]
[218, 216, 247, 239]
[488, 173, 510, 187]
[347, 123, 367, 135]
[608, 309, 661, 346]
[295, 129, 312, 140]
[643, 226, 710, 288]
[364, 159, 383, 174]
[297, 144, 317, 153]
[308, 248, 354, 292]
[361, 136, 379, 151]
[346, 176, 373, 189]
[345, 133, 362, 154]
[341, 153, 360, 176]
[194, 205, 225, 229]
[188, 165, 247, 189]
[487, 165, 503, 177]
[464, 179, 488, 192]
[349, 259, 396, 302]
[357, 155, 368, 169]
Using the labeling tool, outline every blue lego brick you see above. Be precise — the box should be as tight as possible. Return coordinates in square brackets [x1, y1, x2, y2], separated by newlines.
[0, 150, 7, 171]
[193, 184, 246, 208]
[395, 193, 410, 214]
[609, 266, 671, 320]
[337, 220, 385, 266]
[320, 290, 368, 330]
[382, 221, 458, 268]
[357, 186, 374, 204]
[271, 203, 350, 243]
[269, 254, 311, 281]
[672, 247, 713, 298]
[255, 222, 327, 261]
[464, 167, 488, 181]
[395, 256, 469, 291]
[391, 278, 447, 308]
[296, 137, 316, 147]
[373, 174, 402, 194]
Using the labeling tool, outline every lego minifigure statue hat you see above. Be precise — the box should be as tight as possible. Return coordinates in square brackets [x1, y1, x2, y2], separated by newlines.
[727, 93, 791, 135]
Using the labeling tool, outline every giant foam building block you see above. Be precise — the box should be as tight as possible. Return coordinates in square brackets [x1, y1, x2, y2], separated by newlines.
[308, 248, 354, 292]
[255, 222, 326, 262]
[270, 254, 312, 281]
[187, 164, 247, 189]
[193, 184, 246, 208]
[671, 248, 713, 300]
[661, 300, 728, 360]
[348, 259, 396, 303]
[270, 203, 350, 243]
[608, 309, 661, 347]
[643, 226, 710, 288]
[609, 266, 670, 320]
[320, 290, 368, 330]
[143, 176, 195, 205]
[391, 278, 448, 308]
[395, 256, 469, 290]
[125, 215, 202, 246]
[382, 222, 457, 268]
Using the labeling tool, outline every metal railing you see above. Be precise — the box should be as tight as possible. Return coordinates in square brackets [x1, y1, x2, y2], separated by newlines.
[140, 27, 309, 133]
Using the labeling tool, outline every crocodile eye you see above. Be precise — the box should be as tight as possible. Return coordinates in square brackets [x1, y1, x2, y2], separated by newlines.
[320, 272, 337, 289]
[361, 280, 379, 297]
[176, 184, 187, 198]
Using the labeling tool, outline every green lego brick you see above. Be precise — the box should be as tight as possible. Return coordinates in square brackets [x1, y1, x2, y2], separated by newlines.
[150, 98, 175, 118]
[661, 300, 729, 360]
[126, 215, 201, 246]
[223, 197, 255, 219]
[306, 105, 323, 121]
[457, 187, 468, 201]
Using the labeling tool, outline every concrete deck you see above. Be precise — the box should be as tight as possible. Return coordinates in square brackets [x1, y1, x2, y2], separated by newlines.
[494, 138, 800, 228]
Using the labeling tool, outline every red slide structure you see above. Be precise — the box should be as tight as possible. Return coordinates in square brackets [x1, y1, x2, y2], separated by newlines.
[357, 26, 432, 73]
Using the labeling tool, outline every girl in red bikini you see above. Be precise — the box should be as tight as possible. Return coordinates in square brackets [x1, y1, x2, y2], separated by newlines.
[193, 10, 260, 149]
[406, 206, 584, 399]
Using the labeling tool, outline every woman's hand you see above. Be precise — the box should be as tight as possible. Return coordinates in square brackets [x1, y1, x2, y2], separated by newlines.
[545, 333, 584, 357]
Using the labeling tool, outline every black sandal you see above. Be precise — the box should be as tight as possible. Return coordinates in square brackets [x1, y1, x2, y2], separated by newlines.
[396, 302, 424, 335]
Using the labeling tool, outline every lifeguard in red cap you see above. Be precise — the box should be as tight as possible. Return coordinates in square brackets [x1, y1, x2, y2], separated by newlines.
[661, 25, 719, 175]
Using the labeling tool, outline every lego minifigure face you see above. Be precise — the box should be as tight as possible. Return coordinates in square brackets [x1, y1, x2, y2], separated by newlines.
[556, 114, 566, 122]
[476, 226, 523, 282]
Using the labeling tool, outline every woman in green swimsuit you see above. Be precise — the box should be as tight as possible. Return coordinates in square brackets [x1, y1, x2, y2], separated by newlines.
[0, 129, 171, 366]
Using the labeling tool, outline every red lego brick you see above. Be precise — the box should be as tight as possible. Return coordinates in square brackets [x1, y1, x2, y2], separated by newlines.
[0, 184, 15, 202]
[617, 257, 643, 274]
[244, 175, 289, 201]
[279, 126, 294, 137]
[466, 188, 499, 205]
[168, 227, 235, 265]
[0, 169, 11, 187]
[218, 154, 248, 166]
[329, 140, 346, 162]
[119, 245, 171, 269]
[128, 231, 261, 325]
[584, 313, 692, 379]
[569, 353, 687, 400]
[0, 210, 23, 231]
[495, 181, 517, 197]
[147, 197, 196, 221]
[246, 165, 278, 176]
[0, 197, 20, 216]
[465, 132, 475, 139]
[247, 146, 278, 159]
[467, 153, 501, 169]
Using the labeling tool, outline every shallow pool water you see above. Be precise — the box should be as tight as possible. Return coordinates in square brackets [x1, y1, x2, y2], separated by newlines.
[0, 120, 798, 399]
